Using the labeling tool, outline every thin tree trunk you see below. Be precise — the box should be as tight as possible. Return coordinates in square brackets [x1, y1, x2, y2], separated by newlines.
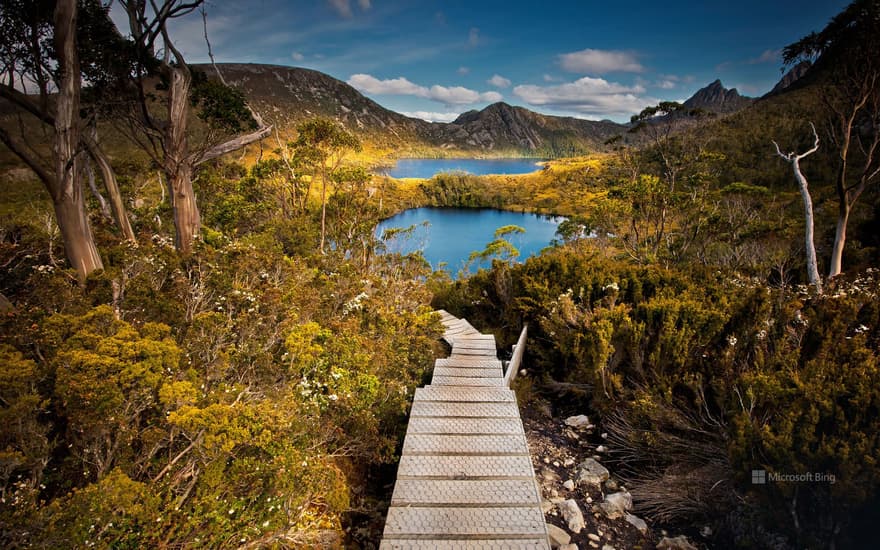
[164, 63, 200, 254]
[773, 124, 821, 292]
[85, 130, 136, 242]
[54, 0, 103, 280]
[829, 200, 849, 278]
[791, 157, 821, 290]
[84, 155, 112, 219]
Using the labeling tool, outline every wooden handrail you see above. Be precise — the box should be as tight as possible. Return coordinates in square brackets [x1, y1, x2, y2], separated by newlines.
[503, 323, 528, 388]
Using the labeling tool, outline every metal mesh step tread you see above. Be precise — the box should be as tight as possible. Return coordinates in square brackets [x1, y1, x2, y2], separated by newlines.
[403, 434, 529, 455]
[436, 358, 503, 368]
[383, 506, 547, 537]
[380, 539, 550, 550]
[396, 454, 536, 479]
[431, 376, 505, 387]
[452, 340, 499, 350]
[450, 348, 499, 357]
[407, 417, 524, 435]
[410, 401, 521, 418]
[432, 367, 504, 378]
[415, 386, 515, 403]
[391, 479, 540, 506]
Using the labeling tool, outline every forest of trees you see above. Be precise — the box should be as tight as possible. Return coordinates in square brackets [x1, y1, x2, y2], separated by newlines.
[0, 0, 878, 549]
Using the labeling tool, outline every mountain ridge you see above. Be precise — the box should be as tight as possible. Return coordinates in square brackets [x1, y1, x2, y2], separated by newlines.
[204, 63, 626, 156]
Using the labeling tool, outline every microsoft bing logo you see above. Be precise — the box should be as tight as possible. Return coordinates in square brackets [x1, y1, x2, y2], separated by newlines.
[752, 469, 766, 484]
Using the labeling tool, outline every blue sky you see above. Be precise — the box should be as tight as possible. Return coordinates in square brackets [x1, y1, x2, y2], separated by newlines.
[154, 0, 850, 123]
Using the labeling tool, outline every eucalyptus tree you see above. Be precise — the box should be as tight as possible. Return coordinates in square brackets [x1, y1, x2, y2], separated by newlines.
[110, 0, 271, 254]
[0, 0, 105, 280]
[784, 0, 880, 278]
[773, 124, 822, 291]
[291, 119, 361, 254]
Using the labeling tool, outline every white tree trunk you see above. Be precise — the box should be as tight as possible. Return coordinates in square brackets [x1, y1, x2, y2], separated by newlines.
[773, 124, 821, 292]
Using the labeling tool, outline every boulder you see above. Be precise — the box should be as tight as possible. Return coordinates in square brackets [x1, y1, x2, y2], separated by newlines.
[564, 414, 591, 428]
[559, 545, 579, 550]
[563, 479, 575, 491]
[657, 535, 698, 550]
[576, 458, 610, 487]
[547, 523, 571, 548]
[625, 513, 648, 535]
[599, 491, 632, 519]
[557, 498, 585, 533]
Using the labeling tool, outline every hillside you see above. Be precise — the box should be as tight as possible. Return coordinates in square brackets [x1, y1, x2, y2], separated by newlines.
[208, 63, 625, 157]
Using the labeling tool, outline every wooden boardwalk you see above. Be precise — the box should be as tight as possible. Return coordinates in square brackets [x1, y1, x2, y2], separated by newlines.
[380, 311, 550, 550]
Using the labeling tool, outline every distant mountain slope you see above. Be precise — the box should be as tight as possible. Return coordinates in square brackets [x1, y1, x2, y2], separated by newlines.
[207, 63, 625, 156]
[683, 79, 754, 114]
[442, 102, 625, 156]
[767, 60, 813, 96]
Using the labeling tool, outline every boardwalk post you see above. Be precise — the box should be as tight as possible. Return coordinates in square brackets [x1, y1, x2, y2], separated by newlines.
[380, 311, 549, 549]
[503, 323, 529, 388]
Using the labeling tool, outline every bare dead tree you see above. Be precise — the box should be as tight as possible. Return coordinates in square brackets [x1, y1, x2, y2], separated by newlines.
[773, 123, 822, 292]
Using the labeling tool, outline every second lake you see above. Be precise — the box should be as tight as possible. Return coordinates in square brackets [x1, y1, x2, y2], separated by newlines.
[376, 207, 564, 277]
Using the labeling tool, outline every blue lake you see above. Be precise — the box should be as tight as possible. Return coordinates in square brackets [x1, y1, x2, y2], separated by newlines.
[376, 207, 563, 277]
[384, 158, 544, 179]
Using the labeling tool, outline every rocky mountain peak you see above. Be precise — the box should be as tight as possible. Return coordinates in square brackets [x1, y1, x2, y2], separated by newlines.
[683, 79, 754, 114]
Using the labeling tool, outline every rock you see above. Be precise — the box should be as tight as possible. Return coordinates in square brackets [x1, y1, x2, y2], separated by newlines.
[587, 533, 600, 542]
[0, 293, 15, 314]
[543, 468, 560, 483]
[553, 461, 561, 467]
[599, 491, 632, 519]
[625, 513, 648, 535]
[604, 478, 618, 491]
[563, 479, 575, 491]
[557, 499, 585, 534]
[559, 545, 579, 550]
[585, 496, 593, 504]
[547, 523, 571, 548]
[563, 457, 575, 467]
[576, 458, 610, 487]
[564, 414, 591, 428]
[657, 535, 698, 550]
[541, 500, 554, 514]
[601, 432, 608, 439]
[700, 525, 712, 538]
[602, 545, 616, 550]
[595, 445, 607, 453]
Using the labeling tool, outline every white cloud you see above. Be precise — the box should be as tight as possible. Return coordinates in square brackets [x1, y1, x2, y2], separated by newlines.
[457, 66, 470, 75]
[656, 79, 677, 89]
[558, 48, 644, 74]
[348, 74, 425, 96]
[328, 0, 370, 18]
[348, 73, 503, 105]
[488, 74, 511, 88]
[468, 27, 480, 47]
[543, 74, 559, 82]
[748, 49, 781, 64]
[513, 77, 656, 117]
[291, 52, 305, 61]
[401, 111, 462, 123]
